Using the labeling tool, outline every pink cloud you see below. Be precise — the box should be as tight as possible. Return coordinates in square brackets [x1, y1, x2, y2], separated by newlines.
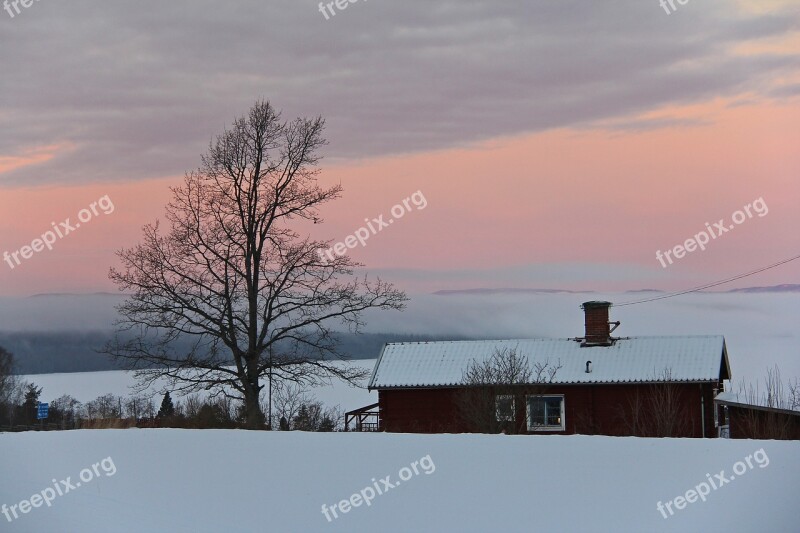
[1, 101, 798, 296]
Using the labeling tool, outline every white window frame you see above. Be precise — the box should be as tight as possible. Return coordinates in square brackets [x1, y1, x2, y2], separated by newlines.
[526, 394, 565, 432]
[495, 394, 515, 422]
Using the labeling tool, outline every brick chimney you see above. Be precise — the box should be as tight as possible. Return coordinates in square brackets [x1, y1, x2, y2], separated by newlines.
[581, 301, 616, 346]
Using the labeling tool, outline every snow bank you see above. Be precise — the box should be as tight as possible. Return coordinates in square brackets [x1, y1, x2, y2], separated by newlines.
[0, 430, 797, 532]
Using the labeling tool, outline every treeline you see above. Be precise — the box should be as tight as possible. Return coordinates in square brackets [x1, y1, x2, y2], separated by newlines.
[0, 346, 344, 431]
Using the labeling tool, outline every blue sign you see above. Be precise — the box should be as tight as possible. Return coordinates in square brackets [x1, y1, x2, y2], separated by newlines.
[37, 402, 49, 420]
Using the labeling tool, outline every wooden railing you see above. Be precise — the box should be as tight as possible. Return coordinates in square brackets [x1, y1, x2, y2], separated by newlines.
[344, 403, 380, 432]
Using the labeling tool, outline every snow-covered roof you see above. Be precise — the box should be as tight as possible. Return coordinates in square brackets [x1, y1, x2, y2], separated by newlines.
[368, 336, 730, 389]
[714, 391, 800, 415]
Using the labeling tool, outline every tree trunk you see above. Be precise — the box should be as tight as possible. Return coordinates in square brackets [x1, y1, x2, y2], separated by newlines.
[243, 378, 265, 430]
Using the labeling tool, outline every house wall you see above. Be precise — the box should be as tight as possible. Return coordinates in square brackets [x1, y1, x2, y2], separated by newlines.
[378, 382, 719, 437]
[725, 405, 800, 440]
[378, 389, 462, 433]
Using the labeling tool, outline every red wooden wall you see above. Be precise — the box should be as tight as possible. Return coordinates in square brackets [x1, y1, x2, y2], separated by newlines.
[378, 382, 720, 438]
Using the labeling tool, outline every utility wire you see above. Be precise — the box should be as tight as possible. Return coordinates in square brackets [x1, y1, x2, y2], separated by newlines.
[613, 252, 800, 307]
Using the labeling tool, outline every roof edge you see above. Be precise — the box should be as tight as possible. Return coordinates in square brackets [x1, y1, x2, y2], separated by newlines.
[372, 379, 722, 390]
[367, 343, 389, 391]
[714, 395, 800, 417]
[381, 334, 725, 347]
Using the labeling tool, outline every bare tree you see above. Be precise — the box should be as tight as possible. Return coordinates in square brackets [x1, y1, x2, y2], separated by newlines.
[183, 394, 204, 420]
[85, 393, 122, 420]
[269, 381, 313, 429]
[124, 394, 155, 420]
[734, 365, 798, 440]
[617, 368, 692, 437]
[790, 378, 800, 411]
[106, 101, 406, 429]
[51, 395, 83, 429]
[456, 347, 561, 434]
[292, 401, 342, 432]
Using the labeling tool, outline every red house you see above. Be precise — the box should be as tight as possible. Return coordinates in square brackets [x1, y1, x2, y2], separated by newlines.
[359, 301, 731, 437]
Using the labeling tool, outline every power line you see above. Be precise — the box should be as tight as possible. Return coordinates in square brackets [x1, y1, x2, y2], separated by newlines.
[614, 252, 800, 307]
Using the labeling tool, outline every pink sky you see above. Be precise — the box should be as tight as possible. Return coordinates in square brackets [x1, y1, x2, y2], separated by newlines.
[1, 99, 798, 296]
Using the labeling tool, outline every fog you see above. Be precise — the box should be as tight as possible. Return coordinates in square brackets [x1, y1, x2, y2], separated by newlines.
[1, 291, 797, 384]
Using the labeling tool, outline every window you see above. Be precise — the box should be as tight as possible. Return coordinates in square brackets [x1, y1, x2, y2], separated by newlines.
[527, 395, 565, 431]
[495, 395, 515, 422]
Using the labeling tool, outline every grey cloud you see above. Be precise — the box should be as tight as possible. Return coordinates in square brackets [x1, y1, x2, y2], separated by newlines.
[0, 0, 798, 186]
[769, 82, 800, 98]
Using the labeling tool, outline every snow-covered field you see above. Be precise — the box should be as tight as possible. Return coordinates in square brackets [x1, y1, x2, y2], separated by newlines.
[0, 430, 797, 532]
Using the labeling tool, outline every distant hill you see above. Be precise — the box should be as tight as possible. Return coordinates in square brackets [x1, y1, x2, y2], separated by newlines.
[0, 330, 122, 375]
[725, 284, 800, 293]
[624, 289, 664, 294]
[1, 331, 472, 375]
[433, 288, 590, 296]
[432, 284, 800, 295]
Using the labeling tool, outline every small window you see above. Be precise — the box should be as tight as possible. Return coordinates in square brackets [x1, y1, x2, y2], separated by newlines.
[495, 395, 515, 422]
[527, 395, 565, 431]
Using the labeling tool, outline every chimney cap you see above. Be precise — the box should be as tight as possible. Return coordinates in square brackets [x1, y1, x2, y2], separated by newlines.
[581, 301, 612, 310]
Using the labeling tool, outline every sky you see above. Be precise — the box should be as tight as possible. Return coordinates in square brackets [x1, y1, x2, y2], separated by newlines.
[1, 0, 799, 297]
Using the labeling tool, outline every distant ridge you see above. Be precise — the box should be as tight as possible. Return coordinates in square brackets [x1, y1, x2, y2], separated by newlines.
[433, 288, 590, 296]
[725, 284, 800, 293]
[4, 331, 472, 375]
[624, 289, 663, 294]
[432, 284, 799, 296]
[29, 291, 126, 298]
[25, 285, 797, 300]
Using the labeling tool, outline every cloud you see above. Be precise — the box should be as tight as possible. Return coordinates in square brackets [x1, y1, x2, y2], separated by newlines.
[361, 262, 668, 291]
[769, 82, 800, 98]
[0, 0, 798, 186]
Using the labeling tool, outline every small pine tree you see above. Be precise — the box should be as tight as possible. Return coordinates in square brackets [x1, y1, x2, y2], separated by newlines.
[318, 415, 335, 432]
[293, 404, 311, 431]
[157, 392, 175, 419]
[20, 383, 43, 424]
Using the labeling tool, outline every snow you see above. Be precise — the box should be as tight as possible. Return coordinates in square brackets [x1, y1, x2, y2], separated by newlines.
[0, 430, 797, 532]
[369, 336, 728, 388]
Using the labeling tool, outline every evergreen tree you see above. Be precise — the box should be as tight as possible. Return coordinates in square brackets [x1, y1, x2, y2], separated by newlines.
[157, 391, 175, 419]
[291, 402, 337, 431]
[20, 383, 42, 424]
[293, 404, 311, 431]
[318, 414, 335, 432]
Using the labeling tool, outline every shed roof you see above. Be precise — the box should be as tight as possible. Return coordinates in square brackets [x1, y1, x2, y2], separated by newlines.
[714, 391, 800, 416]
[368, 336, 730, 389]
